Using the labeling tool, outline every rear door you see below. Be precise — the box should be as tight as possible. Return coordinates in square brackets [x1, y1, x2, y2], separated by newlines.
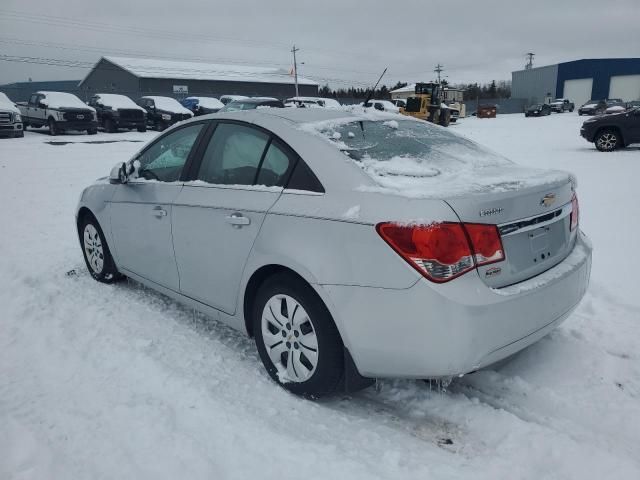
[172, 121, 297, 314]
[108, 122, 207, 290]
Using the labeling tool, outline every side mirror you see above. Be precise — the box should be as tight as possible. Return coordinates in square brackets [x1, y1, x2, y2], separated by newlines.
[38, 102, 46, 109]
[109, 162, 129, 184]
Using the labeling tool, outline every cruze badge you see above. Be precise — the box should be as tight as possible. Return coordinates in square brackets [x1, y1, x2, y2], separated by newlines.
[540, 193, 556, 207]
[479, 207, 504, 217]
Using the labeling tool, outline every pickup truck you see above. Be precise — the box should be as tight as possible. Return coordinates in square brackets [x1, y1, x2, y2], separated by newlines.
[88, 93, 146, 133]
[0, 92, 24, 138]
[136, 96, 193, 131]
[550, 98, 575, 113]
[20, 91, 98, 135]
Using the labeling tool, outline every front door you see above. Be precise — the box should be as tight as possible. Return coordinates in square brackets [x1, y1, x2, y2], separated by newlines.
[172, 122, 296, 313]
[109, 122, 205, 291]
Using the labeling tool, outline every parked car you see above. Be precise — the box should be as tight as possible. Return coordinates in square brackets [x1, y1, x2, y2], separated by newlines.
[626, 100, 640, 110]
[362, 100, 400, 113]
[218, 97, 284, 112]
[285, 97, 342, 109]
[525, 103, 552, 117]
[604, 99, 627, 114]
[77, 108, 591, 397]
[550, 98, 574, 113]
[181, 96, 225, 116]
[20, 91, 98, 136]
[578, 100, 606, 116]
[580, 106, 640, 151]
[89, 94, 147, 133]
[136, 96, 193, 131]
[220, 95, 249, 105]
[0, 92, 24, 138]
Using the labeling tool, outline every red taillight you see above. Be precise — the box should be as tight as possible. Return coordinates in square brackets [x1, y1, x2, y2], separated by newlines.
[376, 222, 504, 283]
[570, 193, 579, 231]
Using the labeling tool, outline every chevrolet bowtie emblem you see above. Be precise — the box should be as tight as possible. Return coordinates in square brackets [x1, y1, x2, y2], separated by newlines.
[540, 193, 556, 207]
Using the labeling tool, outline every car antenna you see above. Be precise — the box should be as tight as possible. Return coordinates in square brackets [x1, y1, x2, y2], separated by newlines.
[363, 67, 388, 107]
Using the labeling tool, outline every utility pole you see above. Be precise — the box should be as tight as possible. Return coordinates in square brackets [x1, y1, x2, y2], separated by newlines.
[525, 52, 535, 70]
[434, 63, 444, 84]
[291, 45, 300, 97]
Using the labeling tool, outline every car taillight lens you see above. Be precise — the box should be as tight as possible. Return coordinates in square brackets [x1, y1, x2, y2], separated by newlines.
[376, 222, 504, 283]
[570, 193, 579, 231]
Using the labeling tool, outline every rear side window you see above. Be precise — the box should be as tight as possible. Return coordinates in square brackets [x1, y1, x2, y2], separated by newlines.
[197, 123, 269, 185]
[286, 159, 324, 193]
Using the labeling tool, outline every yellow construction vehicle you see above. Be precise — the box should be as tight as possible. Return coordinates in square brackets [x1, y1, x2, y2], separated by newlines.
[399, 82, 451, 127]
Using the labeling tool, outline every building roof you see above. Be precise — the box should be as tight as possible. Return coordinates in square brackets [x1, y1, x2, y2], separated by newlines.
[83, 56, 318, 86]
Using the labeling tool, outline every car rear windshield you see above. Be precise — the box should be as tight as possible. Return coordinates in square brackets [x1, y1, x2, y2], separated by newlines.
[313, 119, 509, 171]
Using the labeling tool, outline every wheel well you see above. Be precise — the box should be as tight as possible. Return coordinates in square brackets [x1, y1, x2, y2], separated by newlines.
[243, 265, 314, 338]
[76, 207, 95, 238]
[596, 126, 624, 144]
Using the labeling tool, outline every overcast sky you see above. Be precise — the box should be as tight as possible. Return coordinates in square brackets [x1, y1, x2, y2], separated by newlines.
[0, 0, 638, 88]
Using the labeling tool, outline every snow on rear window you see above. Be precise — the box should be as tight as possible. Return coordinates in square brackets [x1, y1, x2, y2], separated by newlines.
[302, 117, 568, 198]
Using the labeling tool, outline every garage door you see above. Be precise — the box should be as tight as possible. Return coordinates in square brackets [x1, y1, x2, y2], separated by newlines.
[563, 78, 593, 107]
[609, 75, 640, 101]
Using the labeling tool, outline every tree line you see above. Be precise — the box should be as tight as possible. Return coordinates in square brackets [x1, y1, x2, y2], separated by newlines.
[318, 80, 511, 100]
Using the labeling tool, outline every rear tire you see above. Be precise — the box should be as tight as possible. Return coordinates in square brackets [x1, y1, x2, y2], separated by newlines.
[595, 129, 622, 152]
[79, 214, 123, 283]
[253, 273, 345, 398]
[137, 125, 147, 132]
[87, 128, 98, 135]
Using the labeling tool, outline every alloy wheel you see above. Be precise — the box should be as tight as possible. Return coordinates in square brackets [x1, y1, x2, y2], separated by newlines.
[261, 294, 318, 383]
[83, 224, 104, 273]
[597, 133, 617, 151]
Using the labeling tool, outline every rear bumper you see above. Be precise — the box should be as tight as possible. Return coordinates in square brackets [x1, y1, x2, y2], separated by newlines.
[321, 231, 592, 378]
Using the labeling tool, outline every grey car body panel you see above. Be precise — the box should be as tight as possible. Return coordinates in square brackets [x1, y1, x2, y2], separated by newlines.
[76, 108, 592, 378]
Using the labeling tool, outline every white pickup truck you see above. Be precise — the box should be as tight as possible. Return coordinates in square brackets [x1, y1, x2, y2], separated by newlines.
[0, 92, 24, 138]
[19, 91, 98, 136]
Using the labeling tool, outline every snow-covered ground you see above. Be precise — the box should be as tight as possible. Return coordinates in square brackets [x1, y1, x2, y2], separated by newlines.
[1, 115, 639, 479]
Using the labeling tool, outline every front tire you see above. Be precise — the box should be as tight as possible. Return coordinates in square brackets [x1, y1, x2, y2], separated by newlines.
[79, 215, 122, 283]
[253, 273, 345, 398]
[48, 118, 58, 136]
[595, 129, 622, 152]
[104, 118, 117, 133]
[137, 125, 147, 132]
[87, 128, 98, 135]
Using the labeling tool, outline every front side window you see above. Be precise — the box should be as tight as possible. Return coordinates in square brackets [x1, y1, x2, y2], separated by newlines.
[197, 123, 269, 185]
[136, 123, 204, 182]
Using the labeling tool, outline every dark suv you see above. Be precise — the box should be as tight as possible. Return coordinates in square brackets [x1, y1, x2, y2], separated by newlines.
[580, 107, 640, 151]
[89, 94, 147, 133]
[136, 96, 193, 131]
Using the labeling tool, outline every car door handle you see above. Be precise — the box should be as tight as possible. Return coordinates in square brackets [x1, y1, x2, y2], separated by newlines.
[225, 213, 250, 227]
[152, 206, 167, 218]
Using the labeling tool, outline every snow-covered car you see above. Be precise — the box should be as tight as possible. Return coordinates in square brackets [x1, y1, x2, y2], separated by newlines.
[219, 95, 249, 105]
[362, 100, 400, 113]
[285, 97, 342, 109]
[580, 106, 640, 151]
[20, 91, 98, 136]
[578, 100, 606, 116]
[218, 97, 284, 112]
[76, 108, 591, 398]
[0, 92, 24, 138]
[89, 94, 147, 133]
[181, 96, 225, 116]
[136, 96, 193, 131]
[550, 98, 574, 113]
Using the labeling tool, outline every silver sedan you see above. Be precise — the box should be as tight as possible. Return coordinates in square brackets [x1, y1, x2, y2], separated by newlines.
[76, 108, 592, 397]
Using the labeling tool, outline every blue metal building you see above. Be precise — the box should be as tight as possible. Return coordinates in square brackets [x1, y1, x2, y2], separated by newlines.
[512, 58, 640, 107]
